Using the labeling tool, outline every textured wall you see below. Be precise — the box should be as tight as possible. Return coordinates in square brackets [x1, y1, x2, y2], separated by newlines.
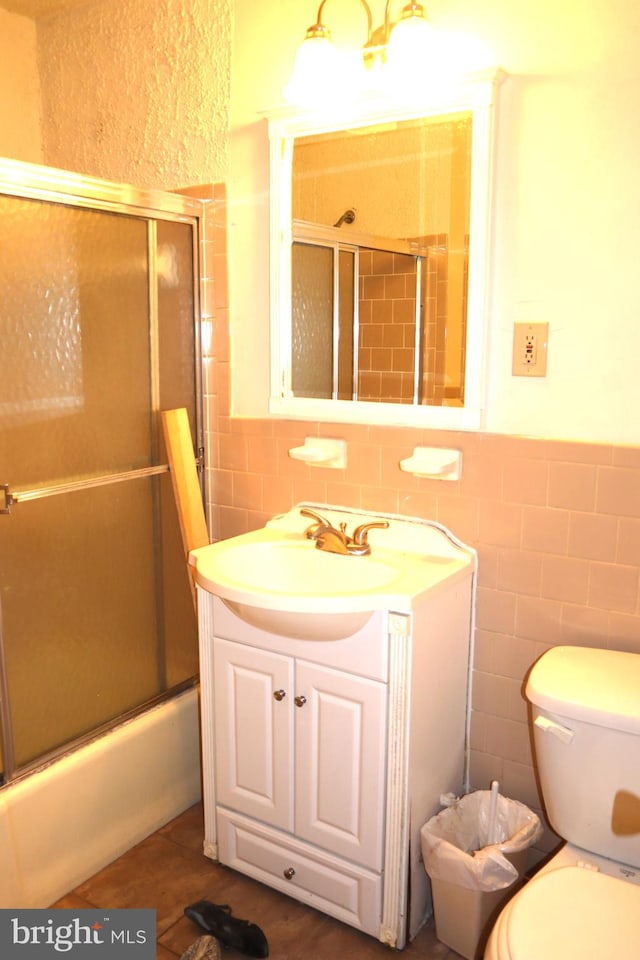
[0, 8, 43, 162]
[38, 0, 230, 189]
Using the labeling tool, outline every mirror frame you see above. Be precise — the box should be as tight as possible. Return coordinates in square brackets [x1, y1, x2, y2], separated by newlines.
[267, 68, 506, 430]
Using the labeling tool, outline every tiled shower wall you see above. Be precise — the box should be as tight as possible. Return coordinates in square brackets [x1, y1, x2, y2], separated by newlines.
[304, 238, 458, 406]
[201, 186, 640, 863]
[358, 248, 418, 403]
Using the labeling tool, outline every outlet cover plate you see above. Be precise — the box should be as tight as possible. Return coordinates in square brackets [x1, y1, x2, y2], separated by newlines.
[512, 322, 549, 377]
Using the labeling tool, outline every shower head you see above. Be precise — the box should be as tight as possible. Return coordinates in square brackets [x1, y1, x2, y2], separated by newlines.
[333, 208, 356, 228]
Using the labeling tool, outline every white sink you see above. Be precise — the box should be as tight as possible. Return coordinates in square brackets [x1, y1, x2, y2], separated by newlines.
[190, 504, 475, 641]
[216, 537, 398, 596]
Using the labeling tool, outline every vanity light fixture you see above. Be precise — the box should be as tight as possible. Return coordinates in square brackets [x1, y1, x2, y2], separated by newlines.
[284, 0, 437, 104]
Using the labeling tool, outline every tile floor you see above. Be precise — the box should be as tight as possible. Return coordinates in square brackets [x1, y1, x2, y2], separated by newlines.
[52, 803, 466, 959]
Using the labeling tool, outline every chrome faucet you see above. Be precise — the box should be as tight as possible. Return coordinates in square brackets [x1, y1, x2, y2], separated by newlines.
[301, 508, 389, 556]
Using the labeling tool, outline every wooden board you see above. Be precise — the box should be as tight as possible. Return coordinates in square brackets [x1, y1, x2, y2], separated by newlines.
[161, 408, 209, 606]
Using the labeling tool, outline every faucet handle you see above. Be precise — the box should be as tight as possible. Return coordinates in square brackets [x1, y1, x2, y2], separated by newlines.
[351, 520, 390, 547]
[300, 508, 330, 540]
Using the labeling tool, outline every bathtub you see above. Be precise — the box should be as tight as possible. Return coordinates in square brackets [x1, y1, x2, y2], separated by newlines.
[0, 687, 201, 907]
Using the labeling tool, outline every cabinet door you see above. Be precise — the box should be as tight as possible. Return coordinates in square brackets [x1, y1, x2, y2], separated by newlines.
[294, 660, 387, 871]
[213, 638, 293, 831]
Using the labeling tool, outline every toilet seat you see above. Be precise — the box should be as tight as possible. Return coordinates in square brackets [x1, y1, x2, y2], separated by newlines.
[485, 865, 640, 959]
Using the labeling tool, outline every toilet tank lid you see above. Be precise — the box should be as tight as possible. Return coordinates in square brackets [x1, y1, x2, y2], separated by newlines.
[526, 646, 640, 734]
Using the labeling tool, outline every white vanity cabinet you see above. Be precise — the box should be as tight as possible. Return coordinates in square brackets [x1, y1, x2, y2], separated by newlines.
[191, 505, 476, 949]
[213, 637, 387, 870]
[193, 506, 476, 948]
[199, 600, 390, 936]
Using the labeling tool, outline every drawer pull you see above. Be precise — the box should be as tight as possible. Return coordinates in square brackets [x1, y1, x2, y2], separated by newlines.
[294, 695, 307, 708]
[273, 689, 286, 702]
[283, 867, 296, 880]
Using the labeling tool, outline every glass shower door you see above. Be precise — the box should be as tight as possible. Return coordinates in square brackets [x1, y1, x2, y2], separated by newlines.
[0, 185, 202, 779]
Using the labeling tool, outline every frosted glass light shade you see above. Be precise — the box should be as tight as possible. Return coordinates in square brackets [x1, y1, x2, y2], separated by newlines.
[385, 9, 436, 76]
[284, 24, 370, 106]
[284, 34, 343, 104]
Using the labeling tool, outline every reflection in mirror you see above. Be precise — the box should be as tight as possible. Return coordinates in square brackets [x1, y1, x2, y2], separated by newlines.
[290, 113, 472, 407]
[268, 70, 505, 430]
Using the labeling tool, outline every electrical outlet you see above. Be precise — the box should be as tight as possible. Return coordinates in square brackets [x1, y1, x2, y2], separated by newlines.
[512, 322, 549, 377]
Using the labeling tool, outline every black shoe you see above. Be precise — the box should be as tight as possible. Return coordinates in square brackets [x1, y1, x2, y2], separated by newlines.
[184, 901, 269, 958]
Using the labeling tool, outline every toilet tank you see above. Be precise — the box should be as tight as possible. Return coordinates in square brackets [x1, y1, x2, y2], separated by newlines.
[526, 645, 640, 867]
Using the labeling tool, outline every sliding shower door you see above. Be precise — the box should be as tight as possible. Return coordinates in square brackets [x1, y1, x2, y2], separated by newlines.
[291, 240, 356, 400]
[0, 168, 204, 780]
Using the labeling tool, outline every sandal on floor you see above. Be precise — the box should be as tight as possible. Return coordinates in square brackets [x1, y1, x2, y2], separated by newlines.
[179, 935, 222, 960]
[184, 901, 269, 958]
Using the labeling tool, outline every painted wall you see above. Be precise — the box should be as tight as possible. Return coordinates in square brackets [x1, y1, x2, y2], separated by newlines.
[230, 0, 640, 445]
[6, 0, 232, 189]
[0, 7, 43, 162]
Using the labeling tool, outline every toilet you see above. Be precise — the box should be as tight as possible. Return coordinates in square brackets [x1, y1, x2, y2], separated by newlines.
[484, 645, 640, 959]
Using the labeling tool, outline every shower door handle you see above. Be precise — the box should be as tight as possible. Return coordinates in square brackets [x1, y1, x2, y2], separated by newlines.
[0, 466, 170, 516]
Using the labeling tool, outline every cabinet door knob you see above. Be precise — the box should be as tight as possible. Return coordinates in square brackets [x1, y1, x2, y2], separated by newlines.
[273, 689, 286, 701]
[283, 867, 296, 880]
[294, 695, 307, 707]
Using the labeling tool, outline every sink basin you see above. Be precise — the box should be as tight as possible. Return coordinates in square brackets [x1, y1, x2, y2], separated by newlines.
[190, 505, 475, 641]
[218, 538, 398, 597]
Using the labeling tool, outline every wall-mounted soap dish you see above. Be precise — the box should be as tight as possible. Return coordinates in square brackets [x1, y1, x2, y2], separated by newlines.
[399, 447, 462, 480]
[288, 437, 347, 469]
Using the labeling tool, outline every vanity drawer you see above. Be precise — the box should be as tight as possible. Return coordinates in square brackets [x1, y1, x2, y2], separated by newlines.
[217, 808, 382, 937]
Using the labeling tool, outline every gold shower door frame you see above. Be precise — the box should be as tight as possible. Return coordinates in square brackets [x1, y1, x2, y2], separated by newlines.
[0, 160, 205, 782]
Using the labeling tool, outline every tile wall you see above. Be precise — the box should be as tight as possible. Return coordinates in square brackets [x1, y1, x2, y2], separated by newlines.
[200, 186, 640, 864]
[345, 238, 460, 406]
[358, 248, 418, 403]
[421, 238, 450, 404]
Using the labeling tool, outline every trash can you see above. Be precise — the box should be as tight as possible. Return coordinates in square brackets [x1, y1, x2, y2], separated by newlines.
[420, 785, 542, 960]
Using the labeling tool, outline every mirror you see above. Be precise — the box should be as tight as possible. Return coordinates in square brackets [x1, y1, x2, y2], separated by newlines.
[268, 70, 505, 430]
[291, 113, 471, 407]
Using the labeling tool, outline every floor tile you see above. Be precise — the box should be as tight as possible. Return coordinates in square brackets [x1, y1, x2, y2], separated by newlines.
[53, 804, 466, 960]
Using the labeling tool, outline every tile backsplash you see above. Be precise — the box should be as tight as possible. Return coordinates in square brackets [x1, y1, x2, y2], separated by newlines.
[201, 185, 640, 864]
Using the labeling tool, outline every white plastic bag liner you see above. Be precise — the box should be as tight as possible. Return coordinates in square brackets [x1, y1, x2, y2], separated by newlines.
[420, 790, 543, 892]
